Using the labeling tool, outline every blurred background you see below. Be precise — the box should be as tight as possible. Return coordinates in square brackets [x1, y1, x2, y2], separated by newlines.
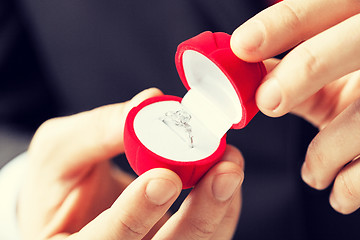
[1, 0, 360, 239]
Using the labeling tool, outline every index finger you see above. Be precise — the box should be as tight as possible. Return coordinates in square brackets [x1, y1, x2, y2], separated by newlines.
[230, 0, 360, 62]
[28, 88, 163, 178]
[152, 145, 244, 240]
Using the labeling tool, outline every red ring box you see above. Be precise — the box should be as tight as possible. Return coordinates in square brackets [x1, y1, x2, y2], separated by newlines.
[124, 31, 266, 189]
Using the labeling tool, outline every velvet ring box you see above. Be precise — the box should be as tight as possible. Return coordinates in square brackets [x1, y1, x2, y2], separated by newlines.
[124, 31, 266, 189]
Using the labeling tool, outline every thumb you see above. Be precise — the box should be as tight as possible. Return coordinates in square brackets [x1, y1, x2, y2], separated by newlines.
[66, 168, 182, 240]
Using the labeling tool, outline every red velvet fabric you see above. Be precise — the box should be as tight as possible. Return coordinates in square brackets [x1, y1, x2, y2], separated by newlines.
[124, 32, 266, 188]
[175, 31, 266, 129]
[124, 96, 227, 189]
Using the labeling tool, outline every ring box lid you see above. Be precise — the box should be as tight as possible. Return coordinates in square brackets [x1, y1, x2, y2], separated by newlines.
[175, 31, 266, 139]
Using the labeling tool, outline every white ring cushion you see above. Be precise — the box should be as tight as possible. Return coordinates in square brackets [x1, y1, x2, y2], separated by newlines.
[134, 50, 243, 162]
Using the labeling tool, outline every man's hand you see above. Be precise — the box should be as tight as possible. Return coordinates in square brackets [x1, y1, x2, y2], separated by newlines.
[18, 88, 244, 240]
[231, 0, 360, 214]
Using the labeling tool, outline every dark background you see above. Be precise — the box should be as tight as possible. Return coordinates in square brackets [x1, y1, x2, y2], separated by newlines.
[1, 0, 359, 239]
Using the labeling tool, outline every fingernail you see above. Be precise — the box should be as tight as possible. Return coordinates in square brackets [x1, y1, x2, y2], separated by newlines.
[222, 151, 242, 165]
[212, 173, 242, 202]
[256, 78, 281, 111]
[232, 20, 265, 53]
[145, 179, 177, 205]
[301, 162, 315, 187]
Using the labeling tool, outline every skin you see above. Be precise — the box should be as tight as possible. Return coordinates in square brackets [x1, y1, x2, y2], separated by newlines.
[17, 88, 245, 240]
[231, 0, 360, 214]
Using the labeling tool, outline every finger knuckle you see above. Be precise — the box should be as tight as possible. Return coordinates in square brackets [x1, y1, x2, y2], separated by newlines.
[305, 136, 334, 189]
[90, 106, 123, 153]
[307, 137, 327, 171]
[32, 118, 61, 141]
[28, 117, 65, 158]
[337, 170, 360, 201]
[297, 46, 325, 80]
[187, 217, 217, 239]
[278, 1, 302, 32]
[115, 214, 149, 237]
